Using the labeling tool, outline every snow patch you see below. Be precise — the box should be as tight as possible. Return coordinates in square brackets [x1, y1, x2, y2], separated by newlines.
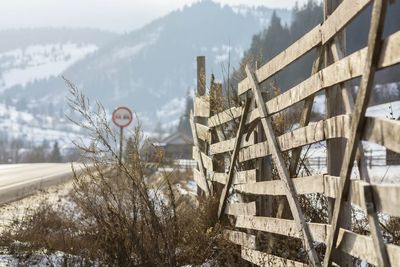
[0, 43, 98, 91]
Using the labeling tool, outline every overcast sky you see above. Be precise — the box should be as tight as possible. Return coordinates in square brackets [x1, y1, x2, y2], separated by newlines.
[0, 0, 311, 33]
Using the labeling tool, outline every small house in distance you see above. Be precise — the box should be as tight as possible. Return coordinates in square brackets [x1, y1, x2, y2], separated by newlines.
[156, 131, 193, 160]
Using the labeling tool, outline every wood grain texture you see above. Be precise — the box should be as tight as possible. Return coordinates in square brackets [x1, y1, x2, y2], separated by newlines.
[238, 0, 373, 96]
[235, 175, 325, 196]
[195, 123, 211, 143]
[324, 1, 388, 264]
[218, 96, 252, 219]
[224, 230, 256, 249]
[194, 96, 210, 118]
[241, 247, 307, 267]
[245, 65, 321, 266]
[225, 202, 256, 216]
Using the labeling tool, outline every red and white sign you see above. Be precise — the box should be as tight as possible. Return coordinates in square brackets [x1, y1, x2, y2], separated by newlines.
[112, 106, 133, 128]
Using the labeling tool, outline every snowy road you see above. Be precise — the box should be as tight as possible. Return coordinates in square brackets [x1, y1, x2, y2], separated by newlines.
[0, 163, 78, 204]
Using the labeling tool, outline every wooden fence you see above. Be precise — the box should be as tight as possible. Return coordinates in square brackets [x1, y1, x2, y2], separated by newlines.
[190, 0, 400, 266]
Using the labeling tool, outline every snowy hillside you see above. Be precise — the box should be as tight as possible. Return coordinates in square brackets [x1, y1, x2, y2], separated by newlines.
[0, 43, 98, 91]
[1, 1, 291, 130]
[0, 103, 84, 150]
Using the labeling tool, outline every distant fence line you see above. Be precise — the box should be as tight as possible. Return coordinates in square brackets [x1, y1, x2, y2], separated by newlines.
[190, 0, 400, 266]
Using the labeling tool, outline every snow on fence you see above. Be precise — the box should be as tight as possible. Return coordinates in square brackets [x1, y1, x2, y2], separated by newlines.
[190, 0, 400, 266]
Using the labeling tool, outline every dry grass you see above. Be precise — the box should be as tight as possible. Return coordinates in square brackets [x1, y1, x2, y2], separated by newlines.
[0, 80, 241, 267]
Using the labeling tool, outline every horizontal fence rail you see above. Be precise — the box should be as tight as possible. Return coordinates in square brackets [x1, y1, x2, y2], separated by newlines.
[190, 0, 400, 265]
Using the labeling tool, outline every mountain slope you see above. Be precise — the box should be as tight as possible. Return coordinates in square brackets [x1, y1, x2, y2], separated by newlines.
[2, 1, 291, 128]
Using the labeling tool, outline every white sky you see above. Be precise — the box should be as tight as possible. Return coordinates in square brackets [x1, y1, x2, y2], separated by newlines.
[0, 0, 311, 33]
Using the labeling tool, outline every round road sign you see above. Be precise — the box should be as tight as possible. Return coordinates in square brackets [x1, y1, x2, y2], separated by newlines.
[112, 106, 133, 128]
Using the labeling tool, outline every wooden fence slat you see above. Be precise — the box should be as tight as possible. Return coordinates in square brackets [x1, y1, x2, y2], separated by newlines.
[238, 25, 321, 95]
[324, 0, 388, 264]
[194, 96, 210, 118]
[210, 169, 257, 185]
[241, 247, 307, 267]
[235, 169, 257, 184]
[363, 116, 400, 153]
[208, 106, 242, 127]
[225, 202, 256, 216]
[193, 146, 213, 171]
[239, 115, 350, 162]
[265, 30, 400, 115]
[236, 215, 327, 243]
[321, 0, 371, 43]
[190, 111, 210, 195]
[224, 230, 256, 249]
[238, 0, 373, 96]
[288, 46, 323, 178]
[237, 215, 400, 266]
[196, 123, 210, 143]
[193, 168, 209, 193]
[210, 134, 255, 155]
[218, 96, 252, 219]
[324, 175, 400, 217]
[334, 228, 400, 266]
[364, 185, 390, 266]
[235, 175, 325, 196]
[210, 28, 400, 128]
[245, 66, 321, 266]
[238, 114, 400, 163]
[234, 175, 400, 217]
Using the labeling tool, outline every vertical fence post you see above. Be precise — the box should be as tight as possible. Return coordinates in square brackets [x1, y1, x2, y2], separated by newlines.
[197, 56, 206, 96]
[324, 0, 349, 223]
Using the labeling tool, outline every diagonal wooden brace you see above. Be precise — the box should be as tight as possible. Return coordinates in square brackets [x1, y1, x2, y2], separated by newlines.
[190, 110, 210, 196]
[217, 94, 252, 220]
[245, 65, 321, 267]
[323, 0, 388, 265]
[364, 185, 390, 266]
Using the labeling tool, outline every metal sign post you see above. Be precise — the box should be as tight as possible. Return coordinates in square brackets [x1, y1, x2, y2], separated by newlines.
[112, 107, 133, 165]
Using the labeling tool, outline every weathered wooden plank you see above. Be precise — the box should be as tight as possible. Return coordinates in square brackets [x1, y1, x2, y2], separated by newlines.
[237, 114, 400, 163]
[235, 175, 325, 196]
[238, 25, 321, 95]
[238, 0, 373, 96]
[218, 96, 252, 219]
[363, 116, 400, 153]
[245, 66, 321, 266]
[289, 46, 323, 178]
[334, 228, 400, 267]
[324, 175, 400, 217]
[224, 230, 256, 249]
[197, 56, 206, 96]
[192, 146, 213, 172]
[212, 28, 400, 128]
[324, 1, 388, 264]
[236, 169, 257, 184]
[209, 172, 227, 184]
[190, 112, 210, 196]
[193, 168, 209, 193]
[364, 185, 390, 266]
[239, 115, 350, 162]
[194, 96, 210, 118]
[210, 132, 256, 155]
[196, 123, 210, 143]
[208, 106, 242, 127]
[321, 0, 371, 43]
[265, 30, 400, 116]
[210, 169, 257, 185]
[237, 215, 400, 266]
[225, 202, 256, 216]
[236, 216, 327, 243]
[241, 247, 307, 267]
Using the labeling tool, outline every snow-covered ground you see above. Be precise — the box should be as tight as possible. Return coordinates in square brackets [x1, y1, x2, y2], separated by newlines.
[303, 94, 400, 184]
[0, 43, 98, 91]
[0, 103, 85, 149]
